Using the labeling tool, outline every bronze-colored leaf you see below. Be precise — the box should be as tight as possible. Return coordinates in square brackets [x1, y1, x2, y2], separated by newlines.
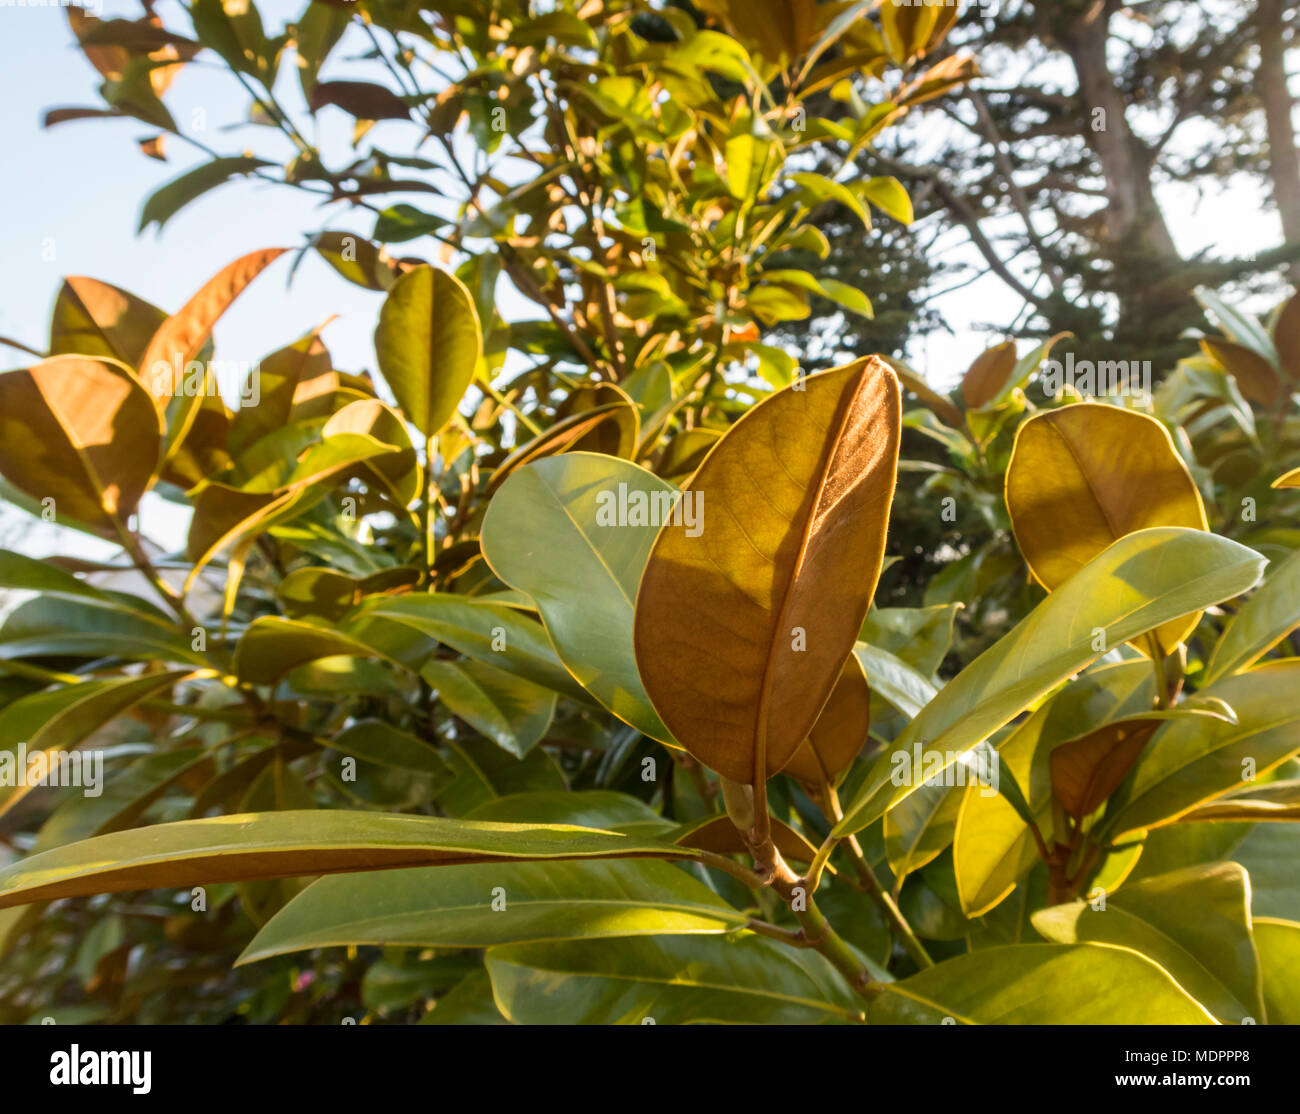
[48, 276, 166, 366]
[780, 653, 872, 785]
[138, 248, 287, 407]
[674, 815, 818, 865]
[1050, 719, 1161, 820]
[1271, 290, 1300, 382]
[0, 357, 161, 537]
[227, 326, 333, 456]
[1200, 337, 1284, 406]
[1005, 404, 1209, 656]
[308, 80, 411, 121]
[486, 402, 639, 496]
[898, 54, 978, 106]
[633, 355, 901, 785]
[960, 340, 1017, 410]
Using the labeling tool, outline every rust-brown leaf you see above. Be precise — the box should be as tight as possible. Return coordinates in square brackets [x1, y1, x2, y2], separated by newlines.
[48, 276, 166, 367]
[139, 248, 287, 406]
[780, 653, 872, 785]
[961, 340, 1018, 410]
[633, 356, 901, 785]
[1050, 719, 1161, 820]
[0, 357, 161, 536]
[1272, 290, 1300, 382]
[1200, 337, 1284, 405]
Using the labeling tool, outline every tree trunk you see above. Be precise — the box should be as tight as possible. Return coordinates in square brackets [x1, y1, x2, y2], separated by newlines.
[1055, 0, 1193, 346]
[1258, 0, 1300, 282]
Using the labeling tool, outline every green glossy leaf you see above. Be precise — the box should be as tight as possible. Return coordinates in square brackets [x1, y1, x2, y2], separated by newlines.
[421, 658, 557, 758]
[835, 528, 1265, 837]
[0, 595, 206, 665]
[853, 642, 939, 719]
[953, 661, 1155, 916]
[0, 671, 195, 817]
[234, 616, 395, 685]
[326, 719, 450, 777]
[787, 171, 870, 229]
[465, 790, 675, 838]
[860, 603, 959, 678]
[480, 453, 676, 742]
[373, 265, 481, 438]
[868, 943, 1214, 1024]
[238, 859, 745, 963]
[487, 933, 864, 1024]
[372, 204, 449, 243]
[350, 593, 588, 703]
[1255, 918, 1300, 1024]
[1205, 546, 1300, 682]
[1105, 661, 1300, 836]
[858, 176, 912, 225]
[139, 156, 271, 232]
[1197, 287, 1278, 363]
[0, 811, 699, 909]
[1031, 863, 1263, 1022]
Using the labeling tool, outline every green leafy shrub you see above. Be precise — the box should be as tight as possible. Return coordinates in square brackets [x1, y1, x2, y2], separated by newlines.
[1, 0, 1299, 1025]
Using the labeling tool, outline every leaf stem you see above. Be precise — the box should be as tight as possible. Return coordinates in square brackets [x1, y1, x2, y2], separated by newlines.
[822, 785, 934, 969]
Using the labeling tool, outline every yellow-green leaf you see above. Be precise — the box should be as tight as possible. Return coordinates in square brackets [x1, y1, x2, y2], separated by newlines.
[0, 811, 700, 910]
[867, 943, 1214, 1024]
[1031, 863, 1262, 1023]
[373, 264, 482, 438]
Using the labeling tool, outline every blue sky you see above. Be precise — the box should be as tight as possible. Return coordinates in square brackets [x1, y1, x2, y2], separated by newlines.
[0, 0, 1294, 560]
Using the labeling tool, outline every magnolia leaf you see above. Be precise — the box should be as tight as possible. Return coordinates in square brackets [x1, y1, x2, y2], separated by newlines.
[487, 933, 864, 1025]
[674, 815, 819, 864]
[139, 156, 271, 233]
[780, 653, 872, 785]
[634, 356, 901, 785]
[481, 453, 677, 741]
[960, 341, 1017, 410]
[1200, 337, 1284, 406]
[349, 593, 588, 704]
[1256, 918, 1300, 1024]
[786, 171, 871, 229]
[486, 401, 639, 496]
[1031, 863, 1262, 1023]
[1273, 290, 1300, 381]
[952, 661, 1156, 916]
[1006, 404, 1209, 657]
[834, 528, 1265, 837]
[421, 657, 558, 759]
[48, 276, 166, 365]
[0, 356, 161, 537]
[234, 616, 396, 685]
[867, 943, 1213, 1024]
[1103, 661, 1300, 836]
[1204, 546, 1300, 683]
[373, 264, 482, 438]
[139, 248, 287, 405]
[137, 248, 287, 478]
[0, 811, 701, 910]
[1050, 719, 1163, 821]
[309, 80, 411, 121]
[322, 398, 422, 509]
[237, 859, 745, 963]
